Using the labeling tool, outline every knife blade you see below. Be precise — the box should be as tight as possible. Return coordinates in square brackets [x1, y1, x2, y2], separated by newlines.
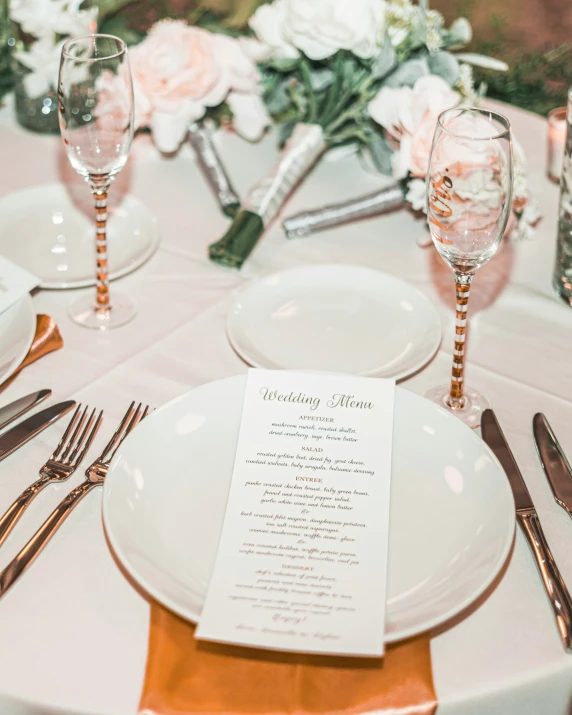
[533, 413, 572, 518]
[0, 390, 51, 433]
[482, 409, 572, 653]
[0, 400, 75, 463]
[481, 410, 533, 511]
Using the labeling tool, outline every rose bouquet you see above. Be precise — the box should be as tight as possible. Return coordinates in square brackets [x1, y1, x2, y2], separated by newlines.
[283, 72, 539, 241]
[96, 18, 271, 215]
[208, 0, 503, 268]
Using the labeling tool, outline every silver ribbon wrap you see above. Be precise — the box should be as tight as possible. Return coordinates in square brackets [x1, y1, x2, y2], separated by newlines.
[282, 184, 406, 238]
[188, 122, 240, 218]
[243, 123, 327, 226]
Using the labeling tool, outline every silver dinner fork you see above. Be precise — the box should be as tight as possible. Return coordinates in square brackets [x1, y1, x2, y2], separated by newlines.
[0, 402, 149, 598]
[0, 404, 102, 549]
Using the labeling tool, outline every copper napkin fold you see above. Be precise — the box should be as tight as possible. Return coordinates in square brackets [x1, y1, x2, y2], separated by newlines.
[139, 604, 437, 715]
[18, 315, 63, 372]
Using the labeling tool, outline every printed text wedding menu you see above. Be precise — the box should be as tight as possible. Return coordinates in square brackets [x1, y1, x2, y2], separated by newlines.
[196, 369, 395, 656]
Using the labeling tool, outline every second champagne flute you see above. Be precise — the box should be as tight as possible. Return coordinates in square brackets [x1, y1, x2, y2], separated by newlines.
[424, 107, 513, 428]
[58, 34, 135, 329]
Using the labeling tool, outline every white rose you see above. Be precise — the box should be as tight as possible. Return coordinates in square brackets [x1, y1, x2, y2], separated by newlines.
[369, 75, 459, 179]
[227, 91, 271, 142]
[249, 1, 299, 60]
[15, 35, 63, 97]
[250, 0, 386, 61]
[10, 0, 96, 38]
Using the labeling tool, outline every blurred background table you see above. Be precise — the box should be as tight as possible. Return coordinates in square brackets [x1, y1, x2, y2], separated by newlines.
[0, 97, 570, 715]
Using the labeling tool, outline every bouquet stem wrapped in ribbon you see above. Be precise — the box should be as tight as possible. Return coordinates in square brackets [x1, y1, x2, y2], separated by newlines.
[207, 0, 515, 268]
[209, 123, 327, 266]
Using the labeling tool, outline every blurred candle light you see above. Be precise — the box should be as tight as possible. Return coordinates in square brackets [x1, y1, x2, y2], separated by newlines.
[548, 107, 567, 183]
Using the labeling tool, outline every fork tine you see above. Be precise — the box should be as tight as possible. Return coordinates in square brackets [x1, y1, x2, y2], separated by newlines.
[107, 403, 148, 464]
[73, 410, 103, 467]
[60, 405, 89, 462]
[50, 404, 83, 460]
[67, 407, 97, 466]
[99, 401, 135, 463]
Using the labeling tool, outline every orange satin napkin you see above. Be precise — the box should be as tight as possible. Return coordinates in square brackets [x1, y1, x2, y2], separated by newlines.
[18, 315, 63, 372]
[139, 604, 437, 715]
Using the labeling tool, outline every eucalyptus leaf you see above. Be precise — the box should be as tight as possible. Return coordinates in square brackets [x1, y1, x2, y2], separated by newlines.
[309, 68, 335, 93]
[269, 57, 301, 73]
[408, 8, 427, 49]
[279, 121, 297, 145]
[289, 79, 308, 118]
[265, 80, 292, 115]
[428, 51, 460, 85]
[367, 133, 393, 175]
[385, 58, 429, 87]
[372, 41, 397, 79]
[442, 17, 472, 49]
[455, 53, 509, 71]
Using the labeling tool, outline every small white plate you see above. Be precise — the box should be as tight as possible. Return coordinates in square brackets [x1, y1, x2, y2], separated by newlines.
[0, 183, 160, 289]
[227, 265, 441, 380]
[0, 295, 36, 386]
[103, 375, 515, 643]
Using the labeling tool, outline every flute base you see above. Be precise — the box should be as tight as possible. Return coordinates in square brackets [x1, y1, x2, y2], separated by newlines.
[69, 293, 137, 330]
[424, 384, 490, 430]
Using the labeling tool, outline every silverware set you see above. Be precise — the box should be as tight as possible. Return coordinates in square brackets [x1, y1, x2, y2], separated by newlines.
[482, 409, 572, 653]
[0, 394, 149, 599]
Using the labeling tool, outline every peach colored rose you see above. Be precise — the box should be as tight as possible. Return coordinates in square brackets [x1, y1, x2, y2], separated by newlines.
[369, 75, 459, 179]
[127, 19, 269, 153]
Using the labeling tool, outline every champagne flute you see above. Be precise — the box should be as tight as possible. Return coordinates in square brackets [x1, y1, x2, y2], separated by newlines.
[58, 34, 135, 329]
[424, 107, 513, 428]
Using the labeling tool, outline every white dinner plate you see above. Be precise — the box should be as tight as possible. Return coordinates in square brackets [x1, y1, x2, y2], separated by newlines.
[0, 294, 36, 386]
[226, 265, 441, 380]
[0, 183, 160, 289]
[103, 375, 515, 643]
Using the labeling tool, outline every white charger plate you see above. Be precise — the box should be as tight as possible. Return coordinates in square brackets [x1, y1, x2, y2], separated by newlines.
[0, 295, 36, 387]
[103, 375, 515, 643]
[0, 183, 160, 289]
[227, 265, 442, 380]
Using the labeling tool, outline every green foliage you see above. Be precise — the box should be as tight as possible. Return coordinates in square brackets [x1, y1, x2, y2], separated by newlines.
[0, 0, 13, 103]
[473, 44, 572, 117]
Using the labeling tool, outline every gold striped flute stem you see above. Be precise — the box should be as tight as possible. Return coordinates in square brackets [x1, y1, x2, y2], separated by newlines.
[449, 274, 473, 408]
[90, 177, 111, 315]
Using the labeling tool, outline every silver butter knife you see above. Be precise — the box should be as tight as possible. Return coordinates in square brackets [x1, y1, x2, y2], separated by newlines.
[482, 409, 572, 652]
[0, 400, 76, 462]
[0, 390, 51, 433]
[533, 413, 572, 519]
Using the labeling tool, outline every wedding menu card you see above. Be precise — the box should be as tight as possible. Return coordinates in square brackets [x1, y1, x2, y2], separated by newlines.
[0, 256, 39, 314]
[196, 369, 395, 657]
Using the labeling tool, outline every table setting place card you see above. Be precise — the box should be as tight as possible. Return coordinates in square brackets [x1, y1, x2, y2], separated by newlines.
[0, 256, 39, 314]
[196, 368, 395, 657]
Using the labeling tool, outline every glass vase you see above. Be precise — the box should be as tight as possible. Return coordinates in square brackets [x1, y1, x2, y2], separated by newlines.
[13, 62, 59, 133]
[553, 87, 572, 304]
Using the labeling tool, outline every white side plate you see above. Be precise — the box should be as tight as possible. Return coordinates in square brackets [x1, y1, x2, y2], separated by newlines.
[103, 375, 515, 643]
[227, 265, 441, 380]
[0, 183, 160, 289]
[0, 294, 36, 387]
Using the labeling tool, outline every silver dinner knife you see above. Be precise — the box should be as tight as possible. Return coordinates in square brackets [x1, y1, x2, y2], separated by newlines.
[0, 390, 51, 433]
[0, 400, 76, 462]
[482, 409, 572, 652]
[533, 413, 572, 519]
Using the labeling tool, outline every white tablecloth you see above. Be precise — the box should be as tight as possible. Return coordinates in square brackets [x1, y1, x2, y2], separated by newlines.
[0, 97, 570, 715]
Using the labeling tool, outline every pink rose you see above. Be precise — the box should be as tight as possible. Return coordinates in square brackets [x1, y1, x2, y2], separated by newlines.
[369, 75, 459, 179]
[128, 20, 267, 152]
